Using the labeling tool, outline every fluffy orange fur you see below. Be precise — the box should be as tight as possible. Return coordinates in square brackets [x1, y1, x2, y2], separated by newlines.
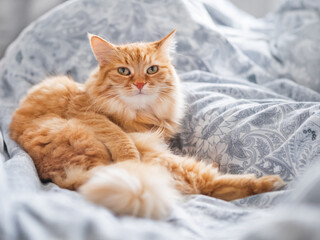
[10, 30, 284, 219]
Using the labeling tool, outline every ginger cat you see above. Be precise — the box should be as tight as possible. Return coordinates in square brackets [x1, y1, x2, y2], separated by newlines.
[10, 30, 283, 219]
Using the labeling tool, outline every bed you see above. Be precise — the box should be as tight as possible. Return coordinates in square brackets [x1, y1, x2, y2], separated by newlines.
[1, 0, 320, 239]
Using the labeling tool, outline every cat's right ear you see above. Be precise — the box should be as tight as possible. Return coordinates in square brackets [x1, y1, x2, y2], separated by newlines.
[88, 33, 115, 66]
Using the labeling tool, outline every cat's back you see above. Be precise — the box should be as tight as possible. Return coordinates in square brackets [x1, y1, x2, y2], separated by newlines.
[25, 76, 81, 111]
[10, 76, 82, 138]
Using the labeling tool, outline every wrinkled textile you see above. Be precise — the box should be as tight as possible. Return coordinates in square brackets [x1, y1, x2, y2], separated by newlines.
[0, 0, 320, 239]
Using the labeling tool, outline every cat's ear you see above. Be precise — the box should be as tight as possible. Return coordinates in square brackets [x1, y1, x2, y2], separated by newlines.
[154, 29, 176, 55]
[88, 33, 115, 66]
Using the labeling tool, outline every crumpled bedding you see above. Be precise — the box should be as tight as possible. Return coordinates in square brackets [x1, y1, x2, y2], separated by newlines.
[1, 0, 320, 239]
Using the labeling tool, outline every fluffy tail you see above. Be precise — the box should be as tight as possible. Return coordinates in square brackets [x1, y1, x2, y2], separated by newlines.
[78, 161, 180, 219]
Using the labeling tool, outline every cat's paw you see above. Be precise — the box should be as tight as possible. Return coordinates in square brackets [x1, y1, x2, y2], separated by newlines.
[252, 175, 285, 194]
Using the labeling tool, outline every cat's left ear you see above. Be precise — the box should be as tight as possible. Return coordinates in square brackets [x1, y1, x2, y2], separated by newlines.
[88, 33, 115, 66]
[153, 29, 176, 55]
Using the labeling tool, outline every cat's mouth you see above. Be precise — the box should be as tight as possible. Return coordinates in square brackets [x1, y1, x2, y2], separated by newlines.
[134, 90, 147, 96]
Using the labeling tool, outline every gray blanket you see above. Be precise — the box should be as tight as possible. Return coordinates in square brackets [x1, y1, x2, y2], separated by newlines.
[1, 0, 320, 239]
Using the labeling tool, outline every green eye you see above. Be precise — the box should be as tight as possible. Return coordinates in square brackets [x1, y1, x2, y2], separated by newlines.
[118, 67, 131, 76]
[146, 65, 159, 74]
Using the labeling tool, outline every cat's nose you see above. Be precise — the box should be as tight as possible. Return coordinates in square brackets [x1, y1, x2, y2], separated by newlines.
[133, 82, 146, 90]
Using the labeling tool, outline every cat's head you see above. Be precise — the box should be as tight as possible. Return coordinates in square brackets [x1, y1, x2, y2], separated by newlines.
[85, 30, 181, 117]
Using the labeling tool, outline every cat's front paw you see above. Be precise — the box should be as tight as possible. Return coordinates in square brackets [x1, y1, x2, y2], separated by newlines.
[116, 155, 140, 162]
[252, 175, 285, 194]
[115, 149, 140, 162]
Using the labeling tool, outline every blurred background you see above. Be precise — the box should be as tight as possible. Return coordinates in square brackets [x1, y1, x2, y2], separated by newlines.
[0, 0, 281, 58]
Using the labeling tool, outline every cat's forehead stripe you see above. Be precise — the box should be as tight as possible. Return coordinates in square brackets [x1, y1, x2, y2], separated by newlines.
[117, 44, 157, 64]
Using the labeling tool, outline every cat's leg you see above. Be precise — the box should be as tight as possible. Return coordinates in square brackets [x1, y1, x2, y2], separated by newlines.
[197, 172, 284, 201]
[74, 112, 140, 162]
[165, 156, 283, 201]
[156, 154, 283, 201]
[18, 115, 111, 189]
[131, 132, 284, 201]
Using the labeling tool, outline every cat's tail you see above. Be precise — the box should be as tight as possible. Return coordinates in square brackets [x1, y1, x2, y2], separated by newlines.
[78, 161, 180, 219]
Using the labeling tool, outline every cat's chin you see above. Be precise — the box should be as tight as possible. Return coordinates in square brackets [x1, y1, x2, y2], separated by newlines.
[120, 93, 158, 110]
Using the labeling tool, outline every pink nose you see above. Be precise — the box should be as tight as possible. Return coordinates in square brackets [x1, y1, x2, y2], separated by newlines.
[134, 82, 145, 90]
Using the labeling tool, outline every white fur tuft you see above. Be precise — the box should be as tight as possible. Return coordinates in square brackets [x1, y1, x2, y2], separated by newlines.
[78, 161, 180, 219]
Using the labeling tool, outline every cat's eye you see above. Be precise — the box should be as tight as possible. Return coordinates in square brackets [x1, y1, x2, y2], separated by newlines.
[146, 66, 159, 75]
[118, 67, 131, 76]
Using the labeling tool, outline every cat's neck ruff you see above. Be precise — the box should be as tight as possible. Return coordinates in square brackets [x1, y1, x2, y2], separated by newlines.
[118, 89, 159, 112]
[101, 87, 174, 122]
